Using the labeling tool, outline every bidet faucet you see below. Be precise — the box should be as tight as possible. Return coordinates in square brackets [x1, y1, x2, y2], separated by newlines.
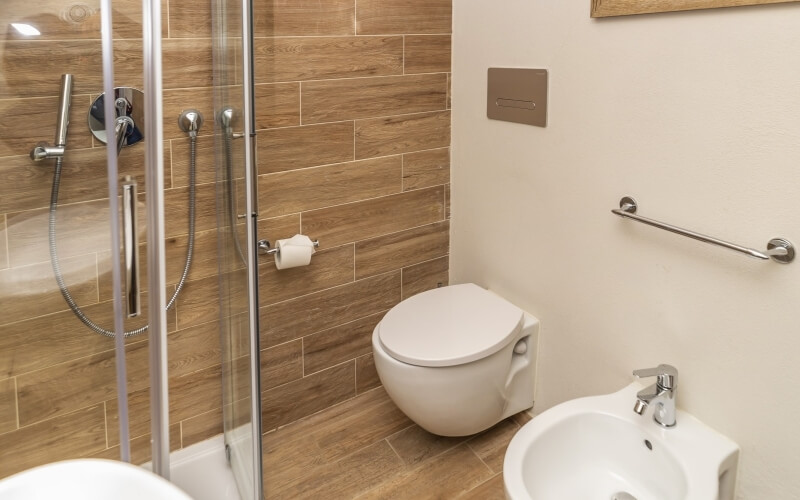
[632, 364, 678, 428]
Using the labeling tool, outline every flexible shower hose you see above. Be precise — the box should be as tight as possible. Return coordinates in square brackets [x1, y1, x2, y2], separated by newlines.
[48, 136, 197, 338]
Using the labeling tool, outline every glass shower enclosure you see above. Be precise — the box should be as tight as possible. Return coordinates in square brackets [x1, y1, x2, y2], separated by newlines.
[0, 0, 263, 497]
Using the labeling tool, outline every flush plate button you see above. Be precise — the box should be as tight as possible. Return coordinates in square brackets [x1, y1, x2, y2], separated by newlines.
[487, 68, 548, 127]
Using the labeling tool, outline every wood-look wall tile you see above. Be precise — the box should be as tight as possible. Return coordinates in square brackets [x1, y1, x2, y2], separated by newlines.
[256, 122, 354, 175]
[257, 214, 302, 245]
[386, 424, 464, 467]
[356, 354, 381, 394]
[181, 407, 223, 448]
[16, 340, 149, 426]
[357, 443, 492, 500]
[301, 74, 446, 125]
[106, 387, 154, 445]
[168, 0, 212, 38]
[97, 233, 206, 301]
[260, 340, 303, 392]
[259, 156, 402, 218]
[447, 73, 452, 109]
[0, 40, 143, 98]
[0, 215, 7, 270]
[93, 424, 182, 465]
[356, 0, 452, 35]
[260, 271, 400, 348]
[403, 148, 450, 191]
[0, 291, 165, 379]
[355, 110, 451, 160]
[261, 361, 355, 431]
[0, 404, 106, 479]
[254, 36, 402, 84]
[467, 419, 519, 474]
[171, 134, 217, 187]
[254, 83, 300, 130]
[257, 244, 354, 306]
[168, 320, 222, 378]
[252, 0, 354, 37]
[401, 256, 449, 300]
[0, 94, 93, 157]
[302, 186, 444, 248]
[355, 220, 449, 280]
[0, 378, 16, 434]
[164, 182, 218, 238]
[0, 254, 98, 328]
[0, 143, 168, 213]
[458, 473, 505, 500]
[106, 364, 222, 446]
[7, 199, 110, 267]
[445, 183, 451, 218]
[175, 273, 221, 330]
[162, 38, 214, 90]
[304, 312, 384, 375]
[404, 35, 452, 74]
[0, 0, 166, 40]
[169, 364, 223, 422]
[162, 87, 215, 140]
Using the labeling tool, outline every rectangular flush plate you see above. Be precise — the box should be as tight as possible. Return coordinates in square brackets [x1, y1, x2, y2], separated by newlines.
[487, 68, 548, 127]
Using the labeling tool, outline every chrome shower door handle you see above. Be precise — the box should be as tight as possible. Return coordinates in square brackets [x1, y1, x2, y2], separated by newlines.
[122, 176, 141, 318]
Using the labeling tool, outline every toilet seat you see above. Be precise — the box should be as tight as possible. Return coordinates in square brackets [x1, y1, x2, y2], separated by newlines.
[377, 283, 524, 368]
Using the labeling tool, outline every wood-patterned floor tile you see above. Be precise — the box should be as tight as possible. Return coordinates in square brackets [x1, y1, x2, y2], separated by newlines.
[355, 443, 493, 500]
[457, 473, 506, 500]
[387, 424, 465, 466]
[467, 418, 520, 473]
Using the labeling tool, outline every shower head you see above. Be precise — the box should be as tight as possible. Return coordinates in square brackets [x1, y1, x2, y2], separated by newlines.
[55, 74, 73, 147]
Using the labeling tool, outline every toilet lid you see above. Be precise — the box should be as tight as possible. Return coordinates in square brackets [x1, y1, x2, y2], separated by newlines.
[378, 283, 524, 367]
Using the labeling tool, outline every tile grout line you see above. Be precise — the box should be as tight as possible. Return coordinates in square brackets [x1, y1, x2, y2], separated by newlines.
[465, 440, 496, 475]
[13, 377, 20, 430]
[103, 400, 108, 449]
[2, 214, 8, 269]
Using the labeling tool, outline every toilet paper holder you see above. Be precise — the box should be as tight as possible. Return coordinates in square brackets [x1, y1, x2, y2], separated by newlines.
[257, 238, 319, 256]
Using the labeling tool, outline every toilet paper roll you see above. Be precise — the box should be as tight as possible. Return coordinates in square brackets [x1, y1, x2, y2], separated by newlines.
[274, 234, 316, 270]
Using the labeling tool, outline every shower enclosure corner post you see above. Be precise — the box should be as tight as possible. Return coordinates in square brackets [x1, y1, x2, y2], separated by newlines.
[99, 0, 131, 464]
[142, 0, 171, 479]
[241, 0, 264, 492]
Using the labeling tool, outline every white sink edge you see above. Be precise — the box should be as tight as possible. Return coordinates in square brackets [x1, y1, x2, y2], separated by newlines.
[503, 381, 740, 500]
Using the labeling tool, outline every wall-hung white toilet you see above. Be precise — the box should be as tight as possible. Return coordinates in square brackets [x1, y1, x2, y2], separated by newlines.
[372, 283, 539, 436]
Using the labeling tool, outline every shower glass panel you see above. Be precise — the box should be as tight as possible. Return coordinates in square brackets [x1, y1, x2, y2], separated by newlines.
[212, 0, 263, 497]
[0, 0, 165, 475]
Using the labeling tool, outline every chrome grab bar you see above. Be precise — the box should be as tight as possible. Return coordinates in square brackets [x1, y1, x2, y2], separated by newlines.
[611, 196, 794, 264]
[122, 176, 141, 317]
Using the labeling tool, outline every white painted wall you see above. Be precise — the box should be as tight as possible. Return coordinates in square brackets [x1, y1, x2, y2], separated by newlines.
[451, 2, 800, 498]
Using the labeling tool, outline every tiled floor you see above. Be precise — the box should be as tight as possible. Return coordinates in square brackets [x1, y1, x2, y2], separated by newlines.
[262, 388, 530, 499]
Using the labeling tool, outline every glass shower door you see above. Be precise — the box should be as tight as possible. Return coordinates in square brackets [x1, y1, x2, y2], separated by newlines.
[212, 0, 263, 497]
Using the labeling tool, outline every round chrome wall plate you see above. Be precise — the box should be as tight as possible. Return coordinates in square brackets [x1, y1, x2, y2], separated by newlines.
[88, 87, 145, 148]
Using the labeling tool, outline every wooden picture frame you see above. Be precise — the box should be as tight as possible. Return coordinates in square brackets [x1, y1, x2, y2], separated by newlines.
[591, 0, 799, 17]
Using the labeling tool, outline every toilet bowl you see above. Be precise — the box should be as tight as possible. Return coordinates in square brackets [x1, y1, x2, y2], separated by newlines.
[372, 283, 539, 436]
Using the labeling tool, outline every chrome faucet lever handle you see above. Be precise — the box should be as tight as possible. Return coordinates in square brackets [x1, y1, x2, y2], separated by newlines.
[633, 364, 678, 390]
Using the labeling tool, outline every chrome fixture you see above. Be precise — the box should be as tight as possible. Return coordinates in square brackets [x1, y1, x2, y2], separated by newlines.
[632, 364, 678, 428]
[88, 87, 145, 155]
[36, 88, 202, 338]
[30, 74, 73, 161]
[178, 109, 204, 138]
[612, 196, 794, 264]
[122, 176, 141, 318]
[258, 238, 319, 255]
[219, 106, 245, 139]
